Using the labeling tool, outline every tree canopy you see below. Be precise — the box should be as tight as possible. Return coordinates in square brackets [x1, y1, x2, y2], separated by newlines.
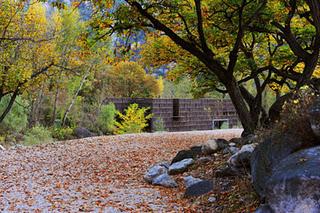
[106, 61, 163, 98]
[89, 0, 320, 134]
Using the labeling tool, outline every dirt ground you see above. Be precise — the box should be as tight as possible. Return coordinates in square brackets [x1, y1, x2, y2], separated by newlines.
[0, 129, 257, 212]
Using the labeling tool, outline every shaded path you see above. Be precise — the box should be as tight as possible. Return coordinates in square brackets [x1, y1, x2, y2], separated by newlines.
[0, 129, 242, 212]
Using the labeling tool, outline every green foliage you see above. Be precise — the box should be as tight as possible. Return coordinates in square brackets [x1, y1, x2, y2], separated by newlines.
[97, 103, 117, 134]
[114, 103, 153, 134]
[153, 117, 166, 132]
[162, 78, 193, 98]
[0, 96, 28, 134]
[23, 126, 53, 146]
[51, 126, 74, 140]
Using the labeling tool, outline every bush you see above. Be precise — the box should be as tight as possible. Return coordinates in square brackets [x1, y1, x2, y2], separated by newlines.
[256, 89, 317, 143]
[0, 96, 28, 134]
[52, 127, 74, 140]
[153, 117, 166, 132]
[97, 103, 117, 134]
[23, 126, 53, 146]
[114, 103, 153, 134]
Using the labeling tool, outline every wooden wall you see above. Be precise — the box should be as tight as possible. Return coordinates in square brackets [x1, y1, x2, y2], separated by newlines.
[104, 98, 239, 132]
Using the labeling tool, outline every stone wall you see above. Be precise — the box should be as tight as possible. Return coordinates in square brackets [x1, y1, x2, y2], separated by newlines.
[104, 98, 239, 132]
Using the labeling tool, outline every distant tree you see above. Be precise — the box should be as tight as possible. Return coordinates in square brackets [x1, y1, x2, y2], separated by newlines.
[106, 61, 163, 98]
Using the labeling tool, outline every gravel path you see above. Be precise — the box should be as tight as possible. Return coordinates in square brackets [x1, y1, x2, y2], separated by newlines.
[0, 129, 242, 212]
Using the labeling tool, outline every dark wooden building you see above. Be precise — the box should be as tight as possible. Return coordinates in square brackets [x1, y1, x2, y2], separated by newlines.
[104, 98, 240, 132]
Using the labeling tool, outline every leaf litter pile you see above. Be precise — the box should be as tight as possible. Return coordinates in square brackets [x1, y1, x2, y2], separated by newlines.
[0, 129, 258, 212]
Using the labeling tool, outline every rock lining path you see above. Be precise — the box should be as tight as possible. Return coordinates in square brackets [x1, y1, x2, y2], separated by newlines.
[0, 129, 242, 212]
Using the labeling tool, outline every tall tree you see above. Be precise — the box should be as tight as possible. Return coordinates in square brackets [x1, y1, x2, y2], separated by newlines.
[0, 1, 56, 123]
[90, 0, 320, 134]
[106, 61, 163, 98]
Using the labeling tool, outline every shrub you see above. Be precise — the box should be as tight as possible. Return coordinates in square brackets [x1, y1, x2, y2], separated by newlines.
[153, 117, 166, 132]
[256, 89, 317, 143]
[114, 103, 153, 134]
[52, 127, 74, 140]
[0, 96, 28, 134]
[97, 103, 117, 134]
[23, 126, 53, 146]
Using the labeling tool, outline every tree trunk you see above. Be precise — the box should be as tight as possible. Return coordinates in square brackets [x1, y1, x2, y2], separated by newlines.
[35, 84, 45, 125]
[51, 86, 59, 126]
[225, 78, 255, 135]
[61, 66, 92, 126]
[28, 99, 35, 128]
[0, 89, 19, 123]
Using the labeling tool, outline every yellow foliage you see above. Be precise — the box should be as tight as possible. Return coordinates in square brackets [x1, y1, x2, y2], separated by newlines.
[107, 61, 163, 98]
[114, 103, 153, 135]
[0, 1, 55, 94]
[313, 66, 320, 78]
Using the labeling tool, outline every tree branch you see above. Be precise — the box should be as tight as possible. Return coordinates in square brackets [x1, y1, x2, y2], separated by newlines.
[227, 0, 246, 74]
[194, 0, 213, 56]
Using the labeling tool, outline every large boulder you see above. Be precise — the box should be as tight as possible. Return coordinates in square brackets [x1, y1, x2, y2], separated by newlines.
[74, 127, 95, 139]
[264, 146, 320, 212]
[169, 158, 195, 175]
[251, 132, 318, 199]
[309, 96, 320, 138]
[255, 204, 273, 213]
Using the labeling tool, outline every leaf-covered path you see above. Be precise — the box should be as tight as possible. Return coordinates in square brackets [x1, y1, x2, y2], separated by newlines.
[0, 130, 241, 212]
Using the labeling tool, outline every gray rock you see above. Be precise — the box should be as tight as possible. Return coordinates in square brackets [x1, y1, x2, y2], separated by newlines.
[309, 96, 320, 138]
[241, 134, 256, 145]
[183, 176, 203, 188]
[152, 173, 178, 188]
[215, 166, 245, 177]
[196, 156, 213, 164]
[265, 146, 320, 213]
[190, 146, 203, 156]
[251, 132, 318, 199]
[255, 204, 274, 213]
[169, 158, 194, 175]
[171, 150, 195, 164]
[223, 147, 239, 155]
[230, 134, 257, 146]
[229, 137, 241, 145]
[184, 180, 214, 197]
[208, 196, 217, 203]
[144, 163, 168, 183]
[229, 146, 240, 154]
[13, 144, 24, 149]
[74, 127, 95, 139]
[228, 144, 257, 168]
[202, 139, 228, 155]
[229, 142, 236, 147]
[156, 161, 170, 169]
